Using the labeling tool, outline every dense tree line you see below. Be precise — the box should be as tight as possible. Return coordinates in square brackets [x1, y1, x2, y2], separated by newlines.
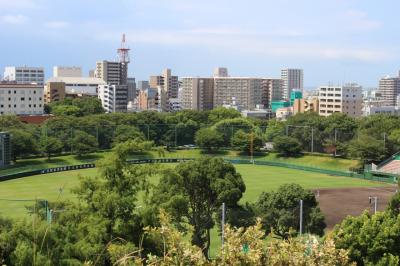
[2, 108, 400, 164]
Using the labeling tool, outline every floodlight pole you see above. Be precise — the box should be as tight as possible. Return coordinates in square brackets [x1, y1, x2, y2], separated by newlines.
[299, 200, 303, 235]
[334, 129, 337, 157]
[311, 128, 314, 153]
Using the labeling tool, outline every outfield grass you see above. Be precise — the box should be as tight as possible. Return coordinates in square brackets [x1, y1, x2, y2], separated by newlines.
[0, 149, 359, 176]
[0, 163, 384, 219]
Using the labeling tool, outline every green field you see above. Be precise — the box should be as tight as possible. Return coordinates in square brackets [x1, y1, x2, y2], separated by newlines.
[0, 149, 360, 176]
[0, 163, 383, 219]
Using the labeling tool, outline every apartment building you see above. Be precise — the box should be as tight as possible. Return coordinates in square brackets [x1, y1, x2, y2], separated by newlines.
[378, 74, 400, 106]
[53, 66, 82, 77]
[149, 69, 179, 111]
[0, 84, 44, 115]
[263, 78, 283, 105]
[281, 68, 303, 100]
[95, 61, 128, 85]
[3, 67, 45, 85]
[213, 67, 229, 77]
[293, 98, 319, 114]
[318, 84, 363, 117]
[46, 77, 106, 97]
[44, 82, 66, 103]
[137, 88, 159, 111]
[213, 77, 266, 110]
[180, 77, 214, 111]
[127, 77, 136, 102]
[98, 84, 128, 113]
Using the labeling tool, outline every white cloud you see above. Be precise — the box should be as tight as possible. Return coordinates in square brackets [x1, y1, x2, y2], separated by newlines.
[343, 10, 382, 31]
[45, 21, 70, 29]
[0, 14, 28, 24]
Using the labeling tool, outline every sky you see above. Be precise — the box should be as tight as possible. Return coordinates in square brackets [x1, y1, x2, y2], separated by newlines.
[0, 0, 399, 88]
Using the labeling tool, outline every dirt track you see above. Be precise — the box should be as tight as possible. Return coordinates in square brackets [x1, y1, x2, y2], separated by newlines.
[314, 186, 398, 229]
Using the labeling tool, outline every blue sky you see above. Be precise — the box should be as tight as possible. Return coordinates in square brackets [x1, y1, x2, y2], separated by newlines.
[0, 0, 399, 87]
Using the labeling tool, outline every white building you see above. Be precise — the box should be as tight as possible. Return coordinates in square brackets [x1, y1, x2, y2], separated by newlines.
[318, 83, 363, 118]
[3, 67, 45, 85]
[0, 84, 44, 115]
[281, 68, 303, 100]
[98, 84, 128, 113]
[46, 77, 106, 96]
[53, 66, 82, 78]
[363, 105, 400, 116]
[378, 74, 400, 106]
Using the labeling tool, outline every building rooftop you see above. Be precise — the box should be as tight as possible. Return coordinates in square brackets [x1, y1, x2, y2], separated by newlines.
[0, 83, 43, 88]
[46, 77, 106, 85]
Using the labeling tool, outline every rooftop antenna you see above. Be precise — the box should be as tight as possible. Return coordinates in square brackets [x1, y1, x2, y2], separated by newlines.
[117, 33, 131, 64]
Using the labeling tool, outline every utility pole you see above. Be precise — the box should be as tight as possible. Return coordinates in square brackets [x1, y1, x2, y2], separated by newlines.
[221, 202, 225, 247]
[311, 128, 314, 153]
[299, 200, 303, 235]
[334, 129, 337, 157]
[286, 125, 289, 136]
[383, 133, 387, 149]
[174, 125, 178, 147]
[250, 132, 254, 163]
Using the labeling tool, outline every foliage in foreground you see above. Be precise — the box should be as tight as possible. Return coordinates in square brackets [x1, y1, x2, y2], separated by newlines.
[109, 210, 354, 266]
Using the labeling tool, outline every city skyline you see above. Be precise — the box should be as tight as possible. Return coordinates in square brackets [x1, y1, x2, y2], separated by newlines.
[0, 0, 399, 87]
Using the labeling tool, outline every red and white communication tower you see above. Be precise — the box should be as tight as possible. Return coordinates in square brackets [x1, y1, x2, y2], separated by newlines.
[117, 33, 131, 64]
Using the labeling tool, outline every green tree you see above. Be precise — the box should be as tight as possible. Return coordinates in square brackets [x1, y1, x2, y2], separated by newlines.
[264, 120, 285, 142]
[208, 107, 241, 124]
[151, 157, 246, 258]
[194, 127, 224, 152]
[39, 135, 63, 160]
[71, 130, 98, 156]
[332, 211, 400, 265]
[347, 134, 386, 162]
[231, 130, 263, 154]
[9, 129, 37, 161]
[52, 105, 82, 116]
[254, 183, 326, 238]
[112, 125, 145, 146]
[273, 136, 302, 157]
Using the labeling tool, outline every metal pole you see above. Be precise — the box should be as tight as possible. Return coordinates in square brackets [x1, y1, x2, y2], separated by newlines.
[286, 125, 289, 136]
[374, 197, 378, 214]
[221, 202, 225, 247]
[334, 129, 337, 157]
[174, 125, 177, 147]
[299, 200, 303, 235]
[383, 133, 386, 149]
[311, 128, 314, 153]
[147, 125, 150, 140]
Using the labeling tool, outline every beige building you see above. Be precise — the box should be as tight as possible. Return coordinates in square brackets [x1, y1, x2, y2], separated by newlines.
[44, 82, 66, 103]
[213, 77, 266, 110]
[293, 98, 319, 114]
[318, 84, 363, 117]
[137, 88, 159, 111]
[53, 66, 82, 78]
[149, 69, 179, 112]
[180, 77, 214, 111]
[378, 74, 400, 106]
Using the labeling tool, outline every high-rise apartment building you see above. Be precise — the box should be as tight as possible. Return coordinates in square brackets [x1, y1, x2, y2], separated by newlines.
[95, 61, 128, 85]
[378, 74, 400, 106]
[0, 84, 44, 115]
[137, 88, 159, 111]
[213, 77, 266, 110]
[262, 78, 283, 107]
[213, 67, 229, 77]
[318, 83, 363, 117]
[180, 77, 214, 111]
[149, 69, 179, 112]
[3, 67, 45, 85]
[53, 66, 82, 78]
[98, 84, 128, 113]
[281, 68, 303, 100]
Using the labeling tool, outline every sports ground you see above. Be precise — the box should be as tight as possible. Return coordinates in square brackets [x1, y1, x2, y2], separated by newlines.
[0, 163, 393, 222]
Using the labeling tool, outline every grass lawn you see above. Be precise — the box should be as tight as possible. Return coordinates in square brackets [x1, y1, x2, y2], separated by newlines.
[0, 149, 359, 176]
[0, 163, 383, 219]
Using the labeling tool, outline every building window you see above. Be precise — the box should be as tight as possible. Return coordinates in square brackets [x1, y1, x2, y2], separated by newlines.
[21, 97, 25, 101]
[14, 90, 16, 94]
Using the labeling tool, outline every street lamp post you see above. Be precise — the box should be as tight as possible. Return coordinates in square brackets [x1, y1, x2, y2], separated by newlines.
[221, 202, 226, 247]
[369, 196, 378, 214]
